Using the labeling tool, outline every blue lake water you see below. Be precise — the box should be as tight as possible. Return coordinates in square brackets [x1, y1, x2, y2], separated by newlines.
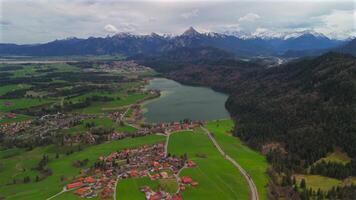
[143, 78, 230, 123]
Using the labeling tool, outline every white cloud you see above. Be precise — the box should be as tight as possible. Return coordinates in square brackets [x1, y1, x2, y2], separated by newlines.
[104, 24, 118, 33]
[1, 0, 354, 43]
[314, 10, 356, 39]
[238, 13, 260, 22]
[181, 9, 199, 19]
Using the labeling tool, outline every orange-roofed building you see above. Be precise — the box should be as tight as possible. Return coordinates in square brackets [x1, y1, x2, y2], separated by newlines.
[187, 160, 196, 168]
[66, 182, 83, 189]
[149, 193, 162, 200]
[181, 176, 193, 184]
[130, 170, 139, 177]
[84, 176, 95, 183]
[183, 123, 189, 129]
[75, 187, 90, 196]
[6, 113, 16, 118]
[152, 161, 160, 167]
[172, 194, 183, 200]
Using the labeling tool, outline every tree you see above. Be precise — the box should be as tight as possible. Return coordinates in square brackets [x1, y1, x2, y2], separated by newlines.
[300, 179, 306, 189]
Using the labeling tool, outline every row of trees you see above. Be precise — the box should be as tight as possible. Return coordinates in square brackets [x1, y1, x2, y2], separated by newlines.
[310, 160, 356, 179]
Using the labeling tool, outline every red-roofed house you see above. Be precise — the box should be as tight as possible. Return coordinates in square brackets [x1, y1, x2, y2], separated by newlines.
[149, 192, 162, 200]
[181, 176, 193, 184]
[187, 160, 196, 168]
[84, 176, 95, 184]
[75, 187, 90, 196]
[172, 194, 183, 200]
[66, 182, 83, 190]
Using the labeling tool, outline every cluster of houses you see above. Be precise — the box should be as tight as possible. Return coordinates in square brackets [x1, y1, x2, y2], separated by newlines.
[66, 143, 198, 199]
[61, 118, 204, 146]
[97, 60, 152, 74]
[141, 186, 183, 200]
[0, 119, 32, 135]
[148, 121, 204, 135]
[40, 113, 92, 128]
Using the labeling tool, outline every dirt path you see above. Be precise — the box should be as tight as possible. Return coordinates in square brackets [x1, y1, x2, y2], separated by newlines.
[113, 177, 119, 200]
[201, 126, 259, 200]
[164, 132, 171, 157]
[46, 187, 68, 200]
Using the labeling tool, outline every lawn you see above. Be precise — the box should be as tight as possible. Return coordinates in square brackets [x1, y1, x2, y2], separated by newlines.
[315, 150, 351, 165]
[294, 174, 342, 191]
[205, 119, 269, 200]
[53, 191, 103, 200]
[116, 177, 161, 200]
[0, 113, 33, 124]
[0, 98, 53, 112]
[0, 135, 165, 200]
[78, 93, 148, 114]
[168, 129, 250, 200]
[0, 84, 32, 96]
[63, 117, 137, 135]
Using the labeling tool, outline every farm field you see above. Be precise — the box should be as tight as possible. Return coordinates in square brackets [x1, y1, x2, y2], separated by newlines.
[0, 84, 32, 96]
[314, 150, 351, 165]
[0, 135, 165, 200]
[0, 113, 33, 124]
[117, 177, 163, 200]
[78, 93, 148, 114]
[294, 174, 356, 192]
[63, 117, 137, 135]
[204, 119, 269, 200]
[0, 98, 54, 112]
[168, 130, 250, 200]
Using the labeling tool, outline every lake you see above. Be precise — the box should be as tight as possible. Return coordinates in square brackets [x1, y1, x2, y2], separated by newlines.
[143, 78, 230, 123]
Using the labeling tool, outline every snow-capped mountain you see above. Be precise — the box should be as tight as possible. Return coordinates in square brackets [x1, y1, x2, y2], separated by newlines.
[0, 27, 346, 57]
[224, 29, 330, 40]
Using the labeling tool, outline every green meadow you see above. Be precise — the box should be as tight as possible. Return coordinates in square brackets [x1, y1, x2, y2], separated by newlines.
[53, 190, 103, 200]
[168, 130, 250, 200]
[0, 84, 32, 96]
[205, 119, 269, 200]
[63, 117, 137, 135]
[0, 98, 54, 112]
[314, 150, 351, 165]
[77, 93, 148, 114]
[0, 113, 33, 124]
[0, 135, 165, 200]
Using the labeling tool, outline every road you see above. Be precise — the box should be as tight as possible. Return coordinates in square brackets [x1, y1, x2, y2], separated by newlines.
[201, 126, 259, 200]
[46, 187, 68, 200]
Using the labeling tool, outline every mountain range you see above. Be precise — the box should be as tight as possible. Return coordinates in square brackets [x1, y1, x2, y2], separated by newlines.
[0, 27, 350, 57]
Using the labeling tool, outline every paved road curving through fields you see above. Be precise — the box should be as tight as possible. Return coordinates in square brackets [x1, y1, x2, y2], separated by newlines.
[201, 126, 259, 200]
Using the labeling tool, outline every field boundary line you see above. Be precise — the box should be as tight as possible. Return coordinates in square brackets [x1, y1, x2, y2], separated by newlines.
[201, 126, 259, 200]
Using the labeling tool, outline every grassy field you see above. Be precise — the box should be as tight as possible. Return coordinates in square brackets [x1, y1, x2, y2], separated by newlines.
[205, 119, 269, 200]
[63, 117, 137, 135]
[294, 174, 356, 192]
[0, 135, 165, 200]
[168, 130, 250, 200]
[53, 190, 104, 200]
[315, 150, 351, 165]
[0, 113, 33, 124]
[0, 84, 32, 96]
[77, 93, 148, 114]
[294, 174, 342, 191]
[0, 98, 53, 112]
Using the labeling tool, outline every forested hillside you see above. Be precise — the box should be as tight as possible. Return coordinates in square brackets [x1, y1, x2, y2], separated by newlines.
[141, 52, 356, 199]
[226, 53, 356, 170]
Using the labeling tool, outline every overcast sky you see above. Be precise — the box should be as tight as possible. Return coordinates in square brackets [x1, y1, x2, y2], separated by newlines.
[0, 0, 355, 44]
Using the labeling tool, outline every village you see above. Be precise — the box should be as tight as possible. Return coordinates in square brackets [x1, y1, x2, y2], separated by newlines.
[0, 83, 203, 200]
[65, 142, 198, 200]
